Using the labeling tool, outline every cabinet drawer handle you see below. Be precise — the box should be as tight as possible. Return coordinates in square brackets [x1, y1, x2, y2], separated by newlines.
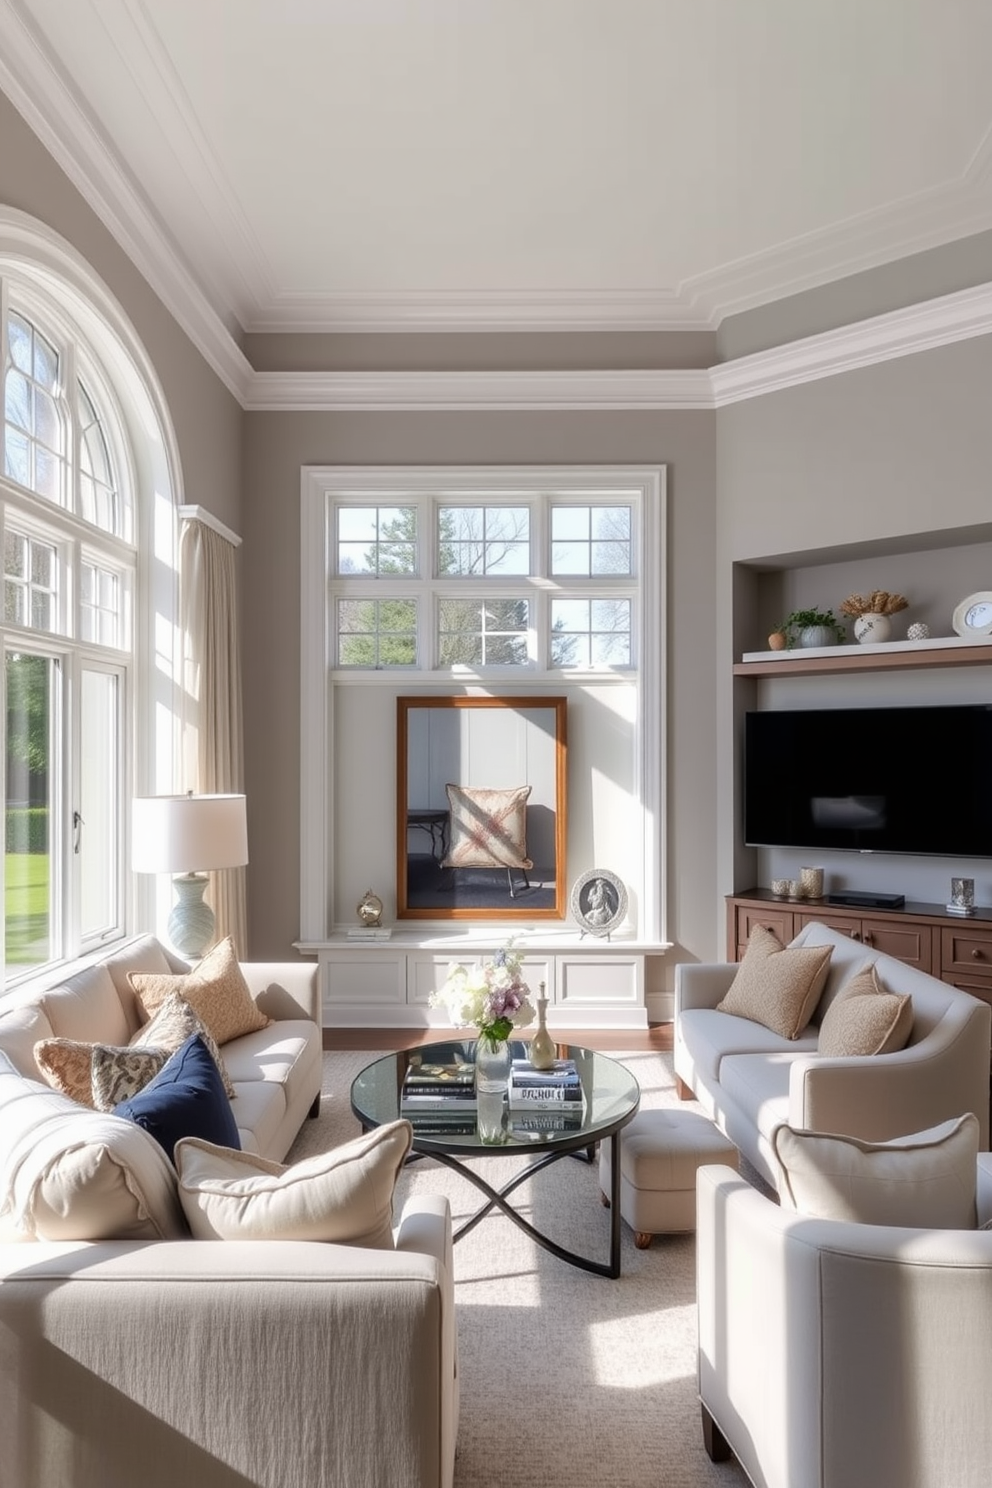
[850, 931, 861, 941]
[972, 948, 986, 961]
[863, 931, 874, 946]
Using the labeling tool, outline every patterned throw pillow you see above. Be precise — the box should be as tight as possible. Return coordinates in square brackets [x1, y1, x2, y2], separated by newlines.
[817, 963, 913, 1057]
[34, 1037, 99, 1106]
[716, 923, 832, 1040]
[130, 990, 236, 1097]
[441, 784, 533, 870]
[90, 1044, 171, 1112]
[129, 935, 272, 1046]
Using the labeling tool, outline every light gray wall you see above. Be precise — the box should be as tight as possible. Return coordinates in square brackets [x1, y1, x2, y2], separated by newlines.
[241, 409, 717, 978]
[716, 334, 992, 921]
[0, 92, 243, 533]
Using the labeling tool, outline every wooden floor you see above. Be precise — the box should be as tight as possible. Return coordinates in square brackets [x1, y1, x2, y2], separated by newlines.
[325, 1024, 673, 1052]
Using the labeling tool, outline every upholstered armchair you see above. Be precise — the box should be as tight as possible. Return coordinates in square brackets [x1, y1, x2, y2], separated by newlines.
[696, 1156, 992, 1488]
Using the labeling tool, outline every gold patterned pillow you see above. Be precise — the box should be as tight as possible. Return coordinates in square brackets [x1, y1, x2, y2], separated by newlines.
[441, 784, 533, 870]
[130, 990, 236, 1097]
[129, 936, 271, 1046]
[817, 963, 913, 1057]
[34, 1038, 99, 1106]
[716, 923, 832, 1040]
[90, 1045, 171, 1112]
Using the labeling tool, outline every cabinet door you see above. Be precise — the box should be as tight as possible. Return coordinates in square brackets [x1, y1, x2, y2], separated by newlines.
[941, 927, 992, 988]
[735, 904, 795, 959]
[859, 919, 932, 971]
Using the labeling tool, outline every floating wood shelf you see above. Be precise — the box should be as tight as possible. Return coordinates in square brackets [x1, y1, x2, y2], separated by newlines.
[734, 641, 992, 678]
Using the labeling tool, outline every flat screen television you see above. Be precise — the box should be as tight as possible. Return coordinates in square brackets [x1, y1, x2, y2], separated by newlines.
[744, 704, 992, 859]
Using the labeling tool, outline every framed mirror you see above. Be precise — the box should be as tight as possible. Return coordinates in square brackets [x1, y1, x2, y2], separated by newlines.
[396, 696, 567, 920]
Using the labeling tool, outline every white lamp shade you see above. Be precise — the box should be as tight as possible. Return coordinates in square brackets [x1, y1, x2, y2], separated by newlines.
[131, 794, 248, 875]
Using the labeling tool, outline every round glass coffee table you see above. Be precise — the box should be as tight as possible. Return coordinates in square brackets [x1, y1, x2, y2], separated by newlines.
[350, 1038, 640, 1278]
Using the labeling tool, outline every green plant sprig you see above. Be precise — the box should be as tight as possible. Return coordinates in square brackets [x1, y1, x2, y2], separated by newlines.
[775, 608, 846, 648]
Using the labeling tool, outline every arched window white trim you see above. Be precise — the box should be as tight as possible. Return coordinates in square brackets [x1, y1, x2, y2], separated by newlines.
[0, 207, 184, 987]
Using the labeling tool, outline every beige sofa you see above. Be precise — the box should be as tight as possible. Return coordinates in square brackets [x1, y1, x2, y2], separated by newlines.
[0, 935, 459, 1488]
[696, 1156, 992, 1488]
[675, 921, 992, 1189]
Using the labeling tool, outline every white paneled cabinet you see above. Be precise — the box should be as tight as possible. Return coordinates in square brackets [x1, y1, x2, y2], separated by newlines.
[300, 934, 657, 1029]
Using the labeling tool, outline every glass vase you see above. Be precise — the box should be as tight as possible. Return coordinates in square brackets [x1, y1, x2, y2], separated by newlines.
[475, 1034, 511, 1144]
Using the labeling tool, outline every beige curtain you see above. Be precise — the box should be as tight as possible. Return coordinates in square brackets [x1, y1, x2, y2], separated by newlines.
[179, 515, 248, 957]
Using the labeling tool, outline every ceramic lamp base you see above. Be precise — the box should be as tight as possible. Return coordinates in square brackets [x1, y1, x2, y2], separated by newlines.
[167, 872, 215, 959]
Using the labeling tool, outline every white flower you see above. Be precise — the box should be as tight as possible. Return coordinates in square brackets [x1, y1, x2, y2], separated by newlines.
[429, 941, 536, 1040]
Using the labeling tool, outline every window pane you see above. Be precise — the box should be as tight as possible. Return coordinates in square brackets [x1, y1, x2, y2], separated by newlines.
[337, 505, 416, 576]
[551, 507, 589, 540]
[5, 653, 54, 971]
[4, 369, 30, 432]
[5, 580, 25, 626]
[437, 505, 530, 576]
[336, 597, 416, 667]
[5, 531, 25, 579]
[551, 504, 632, 576]
[33, 331, 59, 392]
[550, 597, 631, 669]
[79, 669, 119, 939]
[8, 313, 31, 374]
[437, 596, 529, 666]
[35, 389, 60, 449]
[4, 429, 29, 485]
[35, 446, 61, 501]
[551, 541, 590, 574]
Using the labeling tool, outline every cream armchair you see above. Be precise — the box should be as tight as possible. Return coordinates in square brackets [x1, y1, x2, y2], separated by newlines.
[696, 1158, 992, 1488]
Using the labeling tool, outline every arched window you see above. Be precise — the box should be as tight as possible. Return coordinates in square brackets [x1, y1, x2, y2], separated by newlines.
[0, 212, 181, 988]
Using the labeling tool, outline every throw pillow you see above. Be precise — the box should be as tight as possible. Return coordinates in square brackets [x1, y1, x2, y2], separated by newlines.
[0, 1052, 185, 1241]
[817, 962, 913, 1057]
[773, 1113, 979, 1228]
[441, 784, 533, 870]
[90, 1044, 171, 1112]
[175, 1119, 413, 1248]
[716, 923, 832, 1040]
[130, 990, 236, 1097]
[114, 1033, 241, 1162]
[34, 1037, 99, 1106]
[129, 935, 272, 1045]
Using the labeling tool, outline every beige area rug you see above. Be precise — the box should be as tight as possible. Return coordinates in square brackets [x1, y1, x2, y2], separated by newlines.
[287, 1049, 749, 1488]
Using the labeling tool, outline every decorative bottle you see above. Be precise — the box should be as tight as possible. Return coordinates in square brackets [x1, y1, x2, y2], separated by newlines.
[528, 982, 556, 1071]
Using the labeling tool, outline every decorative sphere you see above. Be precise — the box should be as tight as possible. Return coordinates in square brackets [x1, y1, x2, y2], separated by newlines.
[907, 621, 930, 641]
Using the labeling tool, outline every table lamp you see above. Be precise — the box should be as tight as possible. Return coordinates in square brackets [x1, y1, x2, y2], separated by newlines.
[132, 793, 248, 958]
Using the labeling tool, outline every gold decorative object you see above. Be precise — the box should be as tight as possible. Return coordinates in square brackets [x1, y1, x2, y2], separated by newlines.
[356, 889, 383, 928]
[528, 981, 556, 1070]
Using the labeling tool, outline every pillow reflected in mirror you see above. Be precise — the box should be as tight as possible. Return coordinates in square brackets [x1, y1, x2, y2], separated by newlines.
[442, 784, 533, 870]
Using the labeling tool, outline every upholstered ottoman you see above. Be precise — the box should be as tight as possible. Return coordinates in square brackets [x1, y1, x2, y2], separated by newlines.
[599, 1108, 739, 1248]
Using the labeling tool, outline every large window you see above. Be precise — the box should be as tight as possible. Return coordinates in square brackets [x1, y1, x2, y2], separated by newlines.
[330, 491, 637, 674]
[2, 295, 134, 981]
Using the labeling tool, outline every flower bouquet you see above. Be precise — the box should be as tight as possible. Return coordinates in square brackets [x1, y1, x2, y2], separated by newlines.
[430, 940, 536, 1045]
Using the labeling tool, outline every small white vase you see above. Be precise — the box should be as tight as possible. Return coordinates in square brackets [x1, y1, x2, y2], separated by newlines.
[853, 613, 891, 644]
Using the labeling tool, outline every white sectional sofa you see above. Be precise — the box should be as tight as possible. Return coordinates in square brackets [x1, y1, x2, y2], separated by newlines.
[675, 921, 992, 1190]
[0, 934, 459, 1488]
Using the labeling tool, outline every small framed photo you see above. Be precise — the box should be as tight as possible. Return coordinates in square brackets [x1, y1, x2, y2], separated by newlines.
[570, 869, 628, 938]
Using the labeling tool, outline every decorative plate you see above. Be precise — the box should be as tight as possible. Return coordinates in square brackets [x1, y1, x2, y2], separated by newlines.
[570, 869, 628, 938]
[952, 591, 992, 638]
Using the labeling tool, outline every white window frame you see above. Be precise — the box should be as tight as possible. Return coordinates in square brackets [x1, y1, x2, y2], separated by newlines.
[301, 464, 665, 945]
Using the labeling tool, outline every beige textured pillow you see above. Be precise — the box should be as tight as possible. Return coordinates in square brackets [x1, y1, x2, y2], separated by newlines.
[175, 1120, 413, 1247]
[442, 784, 533, 870]
[817, 963, 913, 1057]
[716, 924, 832, 1040]
[130, 990, 235, 1097]
[773, 1114, 979, 1228]
[129, 936, 272, 1046]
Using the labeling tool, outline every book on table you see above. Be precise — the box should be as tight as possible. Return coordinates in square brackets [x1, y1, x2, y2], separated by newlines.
[510, 1106, 585, 1135]
[508, 1057, 584, 1110]
[401, 1056, 477, 1111]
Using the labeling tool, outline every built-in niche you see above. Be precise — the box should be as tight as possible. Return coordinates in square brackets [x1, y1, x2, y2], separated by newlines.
[396, 695, 567, 920]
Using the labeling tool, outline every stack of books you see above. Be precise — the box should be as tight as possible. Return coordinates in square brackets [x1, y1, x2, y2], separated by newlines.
[400, 1057, 477, 1113]
[508, 1057, 584, 1112]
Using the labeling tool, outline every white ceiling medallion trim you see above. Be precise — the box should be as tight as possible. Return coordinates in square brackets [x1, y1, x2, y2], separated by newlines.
[0, 0, 252, 405]
[710, 281, 992, 407]
[245, 368, 713, 412]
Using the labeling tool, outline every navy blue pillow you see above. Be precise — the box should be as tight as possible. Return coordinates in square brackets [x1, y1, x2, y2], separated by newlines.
[114, 1032, 240, 1161]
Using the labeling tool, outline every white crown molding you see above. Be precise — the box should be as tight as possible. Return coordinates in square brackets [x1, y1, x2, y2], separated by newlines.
[245, 282, 992, 410]
[0, 0, 253, 404]
[244, 368, 714, 412]
[709, 280, 992, 407]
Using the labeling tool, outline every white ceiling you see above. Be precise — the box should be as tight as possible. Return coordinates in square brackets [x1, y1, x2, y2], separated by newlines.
[2, 0, 991, 337]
